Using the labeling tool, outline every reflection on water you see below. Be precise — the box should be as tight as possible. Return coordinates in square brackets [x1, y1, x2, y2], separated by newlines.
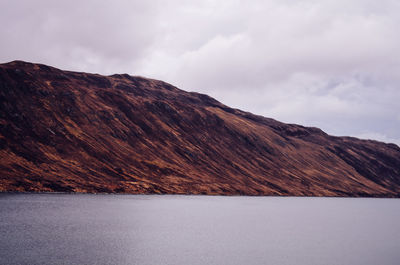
[0, 194, 399, 265]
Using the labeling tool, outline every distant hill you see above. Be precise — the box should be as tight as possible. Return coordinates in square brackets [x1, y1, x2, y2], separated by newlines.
[1, 61, 399, 196]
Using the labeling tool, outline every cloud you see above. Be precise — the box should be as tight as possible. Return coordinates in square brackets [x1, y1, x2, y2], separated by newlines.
[1, 0, 399, 145]
[0, 0, 162, 73]
[356, 132, 400, 147]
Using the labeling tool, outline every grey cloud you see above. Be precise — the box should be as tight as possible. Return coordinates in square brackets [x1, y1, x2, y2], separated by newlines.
[1, 0, 162, 73]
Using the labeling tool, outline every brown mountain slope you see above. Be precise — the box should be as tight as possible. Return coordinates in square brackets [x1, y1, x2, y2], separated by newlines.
[0, 61, 399, 196]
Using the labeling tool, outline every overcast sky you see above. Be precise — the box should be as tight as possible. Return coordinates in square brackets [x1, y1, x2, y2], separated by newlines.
[1, 0, 399, 145]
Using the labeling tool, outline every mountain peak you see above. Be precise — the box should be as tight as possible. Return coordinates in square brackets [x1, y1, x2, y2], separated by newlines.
[0, 61, 399, 196]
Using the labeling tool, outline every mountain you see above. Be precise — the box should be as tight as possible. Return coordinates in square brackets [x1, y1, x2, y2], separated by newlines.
[0, 61, 399, 197]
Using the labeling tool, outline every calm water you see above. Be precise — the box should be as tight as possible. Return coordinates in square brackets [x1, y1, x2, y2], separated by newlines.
[1, 194, 399, 265]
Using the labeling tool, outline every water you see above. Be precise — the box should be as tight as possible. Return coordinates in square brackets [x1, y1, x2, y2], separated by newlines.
[0, 194, 399, 265]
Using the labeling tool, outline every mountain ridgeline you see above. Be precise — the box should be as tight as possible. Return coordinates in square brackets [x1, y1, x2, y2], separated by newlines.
[1, 61, 399, 197]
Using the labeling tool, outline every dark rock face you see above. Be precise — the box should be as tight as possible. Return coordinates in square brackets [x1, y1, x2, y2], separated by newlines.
[0, 60, 399, 197]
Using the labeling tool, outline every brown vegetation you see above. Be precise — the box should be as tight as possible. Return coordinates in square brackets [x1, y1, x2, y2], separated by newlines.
[1, 61, 399, 196]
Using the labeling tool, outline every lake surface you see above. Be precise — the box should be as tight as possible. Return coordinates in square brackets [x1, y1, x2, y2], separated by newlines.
[1, 194, 399, 265]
